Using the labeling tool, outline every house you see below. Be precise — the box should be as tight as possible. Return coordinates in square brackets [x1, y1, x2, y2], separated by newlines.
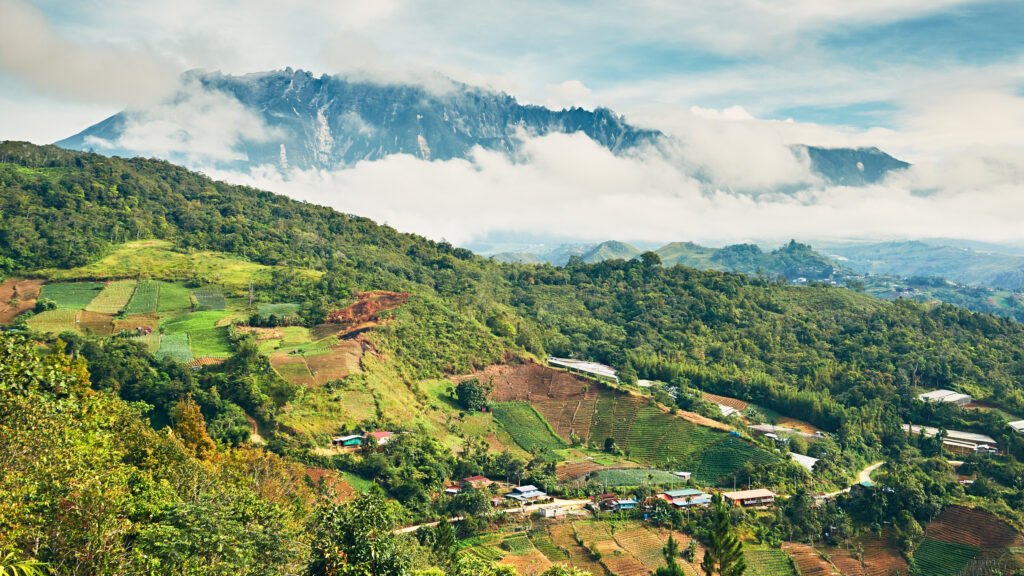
[673, 471, 692, 481]
[331, 434, 363, 448]
[537, 505, 566, 519]
[444, 484, 461, 495]
[462, 475, 493, 490]
[850, 480, 875, 497]
[723, 488, 776, 508]
[917, 389, 973, 406]
[789, 453, 819, 472]
[614, 498, 638, 511]
[506, 485, 547, 504]
[367, 431, 394, 446]
[662, 488, 711, 508]
[1009, 420, 1024, 435]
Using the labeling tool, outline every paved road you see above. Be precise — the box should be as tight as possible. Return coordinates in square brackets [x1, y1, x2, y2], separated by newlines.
[395, 498, 591, 534]
[820, 461, 884, 500]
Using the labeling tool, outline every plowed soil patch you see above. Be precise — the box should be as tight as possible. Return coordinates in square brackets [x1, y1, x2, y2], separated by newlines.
[0, 279, 42, 323]
[782, 542, 837, 576]
[702, 391, 748, 412]
[304, 341, 363, 385]
[326, 291, 409, 326]
[926, 506, 1020, 550]
[499, 548, 551, 575]
[113, 313, 159, 335]
[857, 531, 909, 576]
[304, 467, 357, 502]
[77, 310, 115, 335]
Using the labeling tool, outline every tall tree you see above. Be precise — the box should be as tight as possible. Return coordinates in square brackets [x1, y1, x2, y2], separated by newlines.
[170, 393, 217, 459]
[655, 534, 685, 576]
[701, 493, 746, 576]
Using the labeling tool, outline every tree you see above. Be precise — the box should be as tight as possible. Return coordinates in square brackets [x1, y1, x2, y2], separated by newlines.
[541, 566, 592, 576]
[170, 393, 217, 459]
[700, 493, 746, 576]
[619, 361, 638, 386]
[430, 519, 457, 568]
[655, 534, 685, 576]
[455, 378, 491, 412]
[307, 489, 410, 576]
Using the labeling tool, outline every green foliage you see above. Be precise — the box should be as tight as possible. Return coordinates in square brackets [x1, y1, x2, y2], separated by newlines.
[456, 378, 491, 412]
[491, 402, 565, 453]
[307, 489, 410, 576]
[0, 553, 50, 576]
[701, 493, 746, 576]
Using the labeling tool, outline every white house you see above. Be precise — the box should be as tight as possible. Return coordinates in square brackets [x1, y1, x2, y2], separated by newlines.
[917, 389, 972, 406]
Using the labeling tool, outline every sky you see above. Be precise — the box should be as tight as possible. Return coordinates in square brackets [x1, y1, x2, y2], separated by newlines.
[1, 0, 1023, 246]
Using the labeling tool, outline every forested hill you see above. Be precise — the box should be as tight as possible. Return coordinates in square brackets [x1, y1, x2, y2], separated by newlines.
[4, 140, 1024, 435]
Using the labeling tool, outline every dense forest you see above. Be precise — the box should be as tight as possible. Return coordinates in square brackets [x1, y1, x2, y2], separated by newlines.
[3, 141, 1024, 574]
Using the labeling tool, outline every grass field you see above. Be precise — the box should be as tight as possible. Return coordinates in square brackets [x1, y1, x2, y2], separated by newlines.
[589, 468, 690, 487]
[160, 310, 234, 358]
[257, 302, 301, 316]
[156, 333, 193, 363]
[744, 544, 797, 576]
[85, 280, 137, 314]
[25, 309, 80, 334]
[161, 310, 232, 335]
[187, 327, 233, 357]
[36, 240, 306, 291]
[157, 282, 194, 312]
[192, 286, 227, 311]
[125, 280, 160, 314]
[911, 538, 979, 576]
[133, 333, 161, 354]
[491, 402, 566, 453]
[39, 282, 104, 309]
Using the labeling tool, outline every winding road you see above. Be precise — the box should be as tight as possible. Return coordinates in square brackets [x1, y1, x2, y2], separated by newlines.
[820, 460, 884, 500]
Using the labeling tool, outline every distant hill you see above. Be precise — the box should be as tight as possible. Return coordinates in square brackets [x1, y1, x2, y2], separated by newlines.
[57, 68, 908, 186]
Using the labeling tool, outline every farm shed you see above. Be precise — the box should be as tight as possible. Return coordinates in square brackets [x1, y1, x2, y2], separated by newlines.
[902, 424, 998, 455]
[546, 357, 619, 383]
[1009, 420, 1024, 434]
[917, 389, 973, 406]
[537, 506, 565, 518]
[723, 488, 776, 508]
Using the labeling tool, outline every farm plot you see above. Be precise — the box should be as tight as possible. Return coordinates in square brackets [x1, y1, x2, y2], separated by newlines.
[0, 278, 42, 323]
[40, 282, 104, 309]
[529, 529, 568, 562]
[257, 302, 301, 317]
[781, 542, 836, 576]
[132, 333, 161, 354]
[157, 282, 193, 312]
[911, 539, 979, 576]
[192, 286, 226, 311]
[304, 467, 357, 502]
[304, 342, 363, 385]
[491, 402, 565, 453]
[857, 531, 909, 576]
[125, 280, 160, 314]
[702, 391, 749, 412]
[77, 310, 115, 336]
[270, 355, 317, 387]
[156, 333, 193, 363]
[685, 436, 778, 486]
[499, 548, 551, 575]
[113, 313, 159, 336]
[613, 524, 672, 567]
[547, 524, 607, 576]
[590, 468, 690, 487]
[924, 506, 1020, 550]
[85, 280, 137, 314]
[25, 309, 80, 334]
[744, 544, 797, 576]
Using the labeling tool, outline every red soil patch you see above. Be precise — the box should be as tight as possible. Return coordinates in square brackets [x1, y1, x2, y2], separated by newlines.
[77, 310, 115, 336]
[112, 313, 159, 335]
[782, 542, 837, 576]
[326, 291, 409, 326]
[702, 391, 749, 412]
[0, 279, 42, 323]
[304, 467, 357, 502]
[924, 506, 1021, 550]
[499, 548, 552, 575]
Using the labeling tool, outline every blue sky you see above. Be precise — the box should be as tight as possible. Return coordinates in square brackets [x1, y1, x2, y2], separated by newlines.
[1, 0, 1023, 244]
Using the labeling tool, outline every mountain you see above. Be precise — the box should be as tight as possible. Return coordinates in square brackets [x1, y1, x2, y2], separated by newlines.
[824, 240, 1024, 290]
[57, 69, 908, 185]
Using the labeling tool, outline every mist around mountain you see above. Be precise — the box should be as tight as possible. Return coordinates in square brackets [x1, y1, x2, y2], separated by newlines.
[57, 69, 908, 187]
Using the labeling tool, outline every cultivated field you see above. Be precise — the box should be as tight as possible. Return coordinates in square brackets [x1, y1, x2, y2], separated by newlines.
[781, 542, 836, 576]
[744, 544, 797, 576]
[856, 531, 909, 576]
[157, 282, 194, 312]
[25, 309, 80, 334]
[491, 402, 565, 453]
[85, 280, 137, 314]
[911, 539, 979, 576]
[192, 286, 227, 311]
[77, 310, 115, 336]
[589, 468, 690, 487]
[702, 391, 749, 412]
[161, 310, 234, 358]
[39, 281, 104, 309]
[156, 333, 193, 363]
[125, 280, 160, 314]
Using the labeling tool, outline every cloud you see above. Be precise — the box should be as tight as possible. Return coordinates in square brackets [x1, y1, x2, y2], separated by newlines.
[85, 81, 282, 165]
[0, 0, 177, 105]
[203, 124, 1024, 247]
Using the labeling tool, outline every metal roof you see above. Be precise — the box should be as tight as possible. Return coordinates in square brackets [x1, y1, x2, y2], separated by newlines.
[547, 357, 619, 381]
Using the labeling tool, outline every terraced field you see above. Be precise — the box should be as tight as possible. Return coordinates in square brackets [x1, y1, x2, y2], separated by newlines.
[911, 539, 979, 576]
[924, 506, 1020, 550]
[781, 542, 836, 576]
[529, 529, 568, 562]
[686, 436, 778, 485]
[547, 524, 607, 576]
[857, 532, 909, 576]
[744, 544, 797, 576]
[85, 280, 137, 314]
[491, 402, 565, 453]
[39, 281, 104, 309]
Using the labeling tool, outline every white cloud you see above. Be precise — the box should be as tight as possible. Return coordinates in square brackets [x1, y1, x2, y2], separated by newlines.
[85, 81, 282, 165]
[544, 81, 594, 110]
[0, 0, 177, 105]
